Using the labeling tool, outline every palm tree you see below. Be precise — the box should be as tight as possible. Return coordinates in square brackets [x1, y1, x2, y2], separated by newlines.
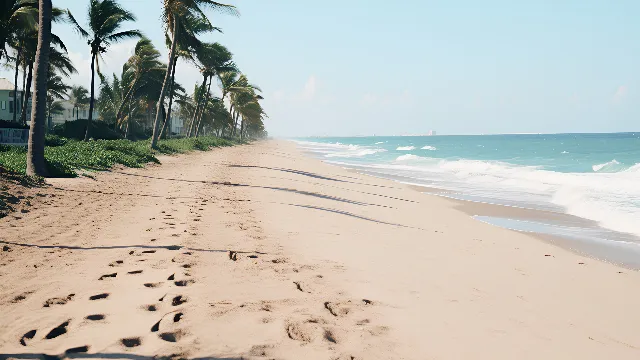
[20, 44, 73, 124]
[223, 73, 261, 136]
[0, 0, 36, 63]
[116, 37, 163, 128]
[150, 0, 238, 149]
[230, 87, 265, 139]
[161, 14, 217, 139]
[26, 0, 51, 177]
[95, 72, 123, 127]
[46, 71, 71, 128]
[66, 0, 142, 141]
[187, 42, 235, 137]
[68, 85, 89, 120]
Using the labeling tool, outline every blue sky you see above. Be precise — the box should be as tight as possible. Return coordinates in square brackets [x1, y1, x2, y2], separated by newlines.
[1, 0, 639, 136]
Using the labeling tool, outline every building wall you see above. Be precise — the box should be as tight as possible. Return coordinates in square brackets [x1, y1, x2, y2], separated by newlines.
[50, 100, 98, 126]
[0, 90, 30, 122]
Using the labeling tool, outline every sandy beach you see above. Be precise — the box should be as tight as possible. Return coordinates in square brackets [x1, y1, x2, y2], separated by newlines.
[1, 140, 638, 359]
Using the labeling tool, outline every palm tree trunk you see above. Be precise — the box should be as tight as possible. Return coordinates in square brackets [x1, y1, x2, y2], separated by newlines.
[188, 73, 208, 137]
[150, 19, 179, 149]
[84, 52, 97, 141]
[26, 0, 52, 177]
[20, 63, 33, 125]
[160, 55, 178, 139]
[232, 110, 240, 137]
[12, 47, 22, 123]
[20, 62, 27, 112]
[115, 77, 139, 125]
[194, 76, 212, 138]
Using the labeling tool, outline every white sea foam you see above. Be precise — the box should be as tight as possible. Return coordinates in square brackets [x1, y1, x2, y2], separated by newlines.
[395, 154, 422, 161]
[592, 159, 620, 172]
[293, 140, 386, 159]
[421, 145, 437, 150]
[325, 148, 386, 158]
[331, 156, 640, 237]
[396, 146, 416, 151]
[375, 141, 385, 144]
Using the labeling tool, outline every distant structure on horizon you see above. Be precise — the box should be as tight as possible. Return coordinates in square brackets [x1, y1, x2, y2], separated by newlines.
[428, 130, 436, 136]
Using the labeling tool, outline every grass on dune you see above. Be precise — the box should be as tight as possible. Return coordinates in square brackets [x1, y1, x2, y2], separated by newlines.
[0, 135, 238, 178]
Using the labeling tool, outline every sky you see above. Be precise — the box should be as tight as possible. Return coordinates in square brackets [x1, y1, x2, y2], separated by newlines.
[1, 0, 639, 137]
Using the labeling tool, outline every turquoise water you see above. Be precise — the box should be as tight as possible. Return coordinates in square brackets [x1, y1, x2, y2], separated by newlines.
[294, 133, 640, 246]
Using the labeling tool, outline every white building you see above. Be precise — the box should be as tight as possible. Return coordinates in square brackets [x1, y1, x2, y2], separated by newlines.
[0, 78, 31, 122]
[50, 100, 98, 126]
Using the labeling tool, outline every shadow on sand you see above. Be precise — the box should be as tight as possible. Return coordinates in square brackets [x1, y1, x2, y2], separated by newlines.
[0, 353, 241, 360]
[0, 241, 267, 255]
[108, 171, 391, 208]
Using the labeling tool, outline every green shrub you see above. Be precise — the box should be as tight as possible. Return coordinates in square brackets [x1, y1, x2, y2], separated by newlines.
[0, 136, 239, 178]
[45, 134, 68, 147]
[53, 119, 122, 140]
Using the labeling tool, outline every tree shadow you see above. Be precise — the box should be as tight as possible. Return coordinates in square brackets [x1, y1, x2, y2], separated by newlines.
[276, 202, 424, 230]
[0, 240, 267, 255]
[253, 174, 418, 204]
[109, 172, 390, 208]
[227, 165, 398, 188]
[0, 353, 241, 360]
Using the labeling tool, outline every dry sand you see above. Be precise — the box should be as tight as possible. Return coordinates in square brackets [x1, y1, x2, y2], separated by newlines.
[0, 140, 638, 359]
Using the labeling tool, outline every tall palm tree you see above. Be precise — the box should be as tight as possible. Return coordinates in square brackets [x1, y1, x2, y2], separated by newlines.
[223, 73, 261, 136]
[150, 0, 238, 149]
[187, 42, 235, 137]
[26, 0, 51, 177]
[66, 0, 142, 141]
[45, 71, 71, 128]
[162, 14, 217, 139]
[230, 87, 264, 139]
[20, 44, 73, 124]
[116, 37, 163, 127]
[68, 85, 89, 120]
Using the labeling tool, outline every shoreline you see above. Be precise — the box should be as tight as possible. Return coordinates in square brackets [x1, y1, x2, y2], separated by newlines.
[1, 140, 639, 359]
[313, 151, 640, 270]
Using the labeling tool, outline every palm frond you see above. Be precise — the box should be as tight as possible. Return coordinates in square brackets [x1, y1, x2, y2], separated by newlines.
[66, 9, 89, 38]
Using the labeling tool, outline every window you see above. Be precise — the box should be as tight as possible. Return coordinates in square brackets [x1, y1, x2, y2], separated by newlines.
[9, 101, 13, 113]
[1, 101, 5, 110]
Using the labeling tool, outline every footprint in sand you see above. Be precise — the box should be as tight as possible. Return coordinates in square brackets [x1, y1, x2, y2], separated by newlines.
[89, 293, 109, 301]
[121, 337, 141, 348]
[128, 270, 143, 275]
[159, 330, 184, 343]
[12, 291, 34, 303]
[85, 314, 105, 321]
[65, 345, 90, 354]
[171, 295, 187, 306]
[20, 330, 37, 346]
[174, 280, 194, 287]
[99, 273, 117, 280]
[45, 320, 70, 339]
[43, 294, 75, 307]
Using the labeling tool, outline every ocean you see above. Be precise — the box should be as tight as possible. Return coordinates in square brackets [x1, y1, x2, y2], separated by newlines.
[294, 133, 640, 268]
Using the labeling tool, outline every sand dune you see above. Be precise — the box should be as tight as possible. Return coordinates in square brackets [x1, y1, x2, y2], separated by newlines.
[1, 140, 638, 359]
